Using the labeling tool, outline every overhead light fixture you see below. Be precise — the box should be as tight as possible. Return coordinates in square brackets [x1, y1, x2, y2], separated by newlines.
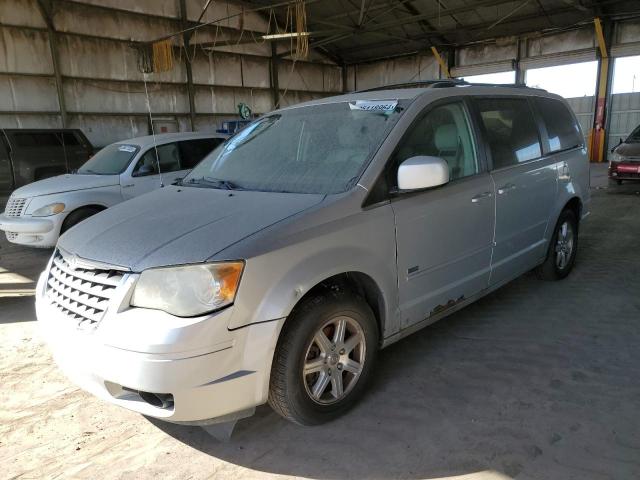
[261, 32, 310, 40]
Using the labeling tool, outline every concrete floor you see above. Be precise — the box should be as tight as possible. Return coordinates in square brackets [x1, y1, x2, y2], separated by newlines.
[1, 164, 639, 480]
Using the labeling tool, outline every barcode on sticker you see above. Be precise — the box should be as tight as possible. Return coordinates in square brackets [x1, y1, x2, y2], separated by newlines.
[349, 100, 398, 112]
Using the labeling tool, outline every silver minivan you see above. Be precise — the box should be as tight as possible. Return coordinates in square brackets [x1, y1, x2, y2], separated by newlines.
[36, 83, 590, 429]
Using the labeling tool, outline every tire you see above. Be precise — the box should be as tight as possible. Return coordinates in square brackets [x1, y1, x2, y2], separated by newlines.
[268, 290, 378, 426]
[536, 209, 578, 281]
[60, 207, 102, 234]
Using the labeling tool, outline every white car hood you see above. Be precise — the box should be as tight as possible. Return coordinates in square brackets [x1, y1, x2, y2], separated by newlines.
[12, 174, 120, 198]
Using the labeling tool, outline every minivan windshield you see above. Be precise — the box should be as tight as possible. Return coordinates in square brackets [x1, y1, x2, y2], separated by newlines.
[77, 144, 139, 175]
[626, 125, 640, 143]
[183, 100, 406, 194]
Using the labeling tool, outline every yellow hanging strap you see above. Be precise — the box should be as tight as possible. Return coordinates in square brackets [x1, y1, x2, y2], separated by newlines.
[152, 39, 174, 73]
[294, 0, 308, 59]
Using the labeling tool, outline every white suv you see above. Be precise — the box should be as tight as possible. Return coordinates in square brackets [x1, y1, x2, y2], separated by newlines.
[0, 132, 226, 247]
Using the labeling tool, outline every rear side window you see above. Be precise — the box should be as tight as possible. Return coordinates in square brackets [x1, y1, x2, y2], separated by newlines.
[179, 138, 224, 169]
[535, 97, 583, 152]
[60, 132, 80, 146]
[12, 132, 61, 148]
[475, 98, 542, 169]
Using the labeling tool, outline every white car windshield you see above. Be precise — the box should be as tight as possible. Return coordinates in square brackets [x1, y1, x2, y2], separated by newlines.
[78, 144, 139, 175]
[183, 100, 406, 194]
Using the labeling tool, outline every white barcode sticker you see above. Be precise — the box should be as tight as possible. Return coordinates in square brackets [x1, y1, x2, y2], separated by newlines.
[118, 145, 136, 152]
[348, 100, 398, 112]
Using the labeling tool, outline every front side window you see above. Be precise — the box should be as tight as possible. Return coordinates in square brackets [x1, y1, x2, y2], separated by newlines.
[392, 101, 479, 182]
[535, 97, 583, 152]
[184, 100, 406, 194]
[476, 98, 542, 169]
[77, 144, 139, 175]
[134, 143, 181, 176]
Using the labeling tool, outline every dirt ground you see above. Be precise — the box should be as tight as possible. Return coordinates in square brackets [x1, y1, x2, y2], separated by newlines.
[1, 165, 639, 480]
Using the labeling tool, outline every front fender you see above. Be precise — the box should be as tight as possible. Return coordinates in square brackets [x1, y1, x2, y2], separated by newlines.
[226, 204, 399, 336]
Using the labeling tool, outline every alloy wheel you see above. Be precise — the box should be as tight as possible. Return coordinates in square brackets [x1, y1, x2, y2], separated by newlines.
[302, 315, 366, 405]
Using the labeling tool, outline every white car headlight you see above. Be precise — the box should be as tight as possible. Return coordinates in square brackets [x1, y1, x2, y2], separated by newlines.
[610, 152, 623, 163]
[130, 262, 244, 317]
[31, 203, 65, 217]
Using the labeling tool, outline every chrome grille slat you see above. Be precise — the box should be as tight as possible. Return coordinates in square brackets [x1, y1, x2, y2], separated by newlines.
[46, 290, 103, 323]
[45, 250, 126, 328]
[49, 264, 115, 299]
[47, 277, 110, 311]
[4, 197, 27, 217]
[52, 255, 123, 287]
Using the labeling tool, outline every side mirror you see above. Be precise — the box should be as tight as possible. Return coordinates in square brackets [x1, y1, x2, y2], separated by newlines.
[133, 164, 154, 177]
[397, 156, 449, 191]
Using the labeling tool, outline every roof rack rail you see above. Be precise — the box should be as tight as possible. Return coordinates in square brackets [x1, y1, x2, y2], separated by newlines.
[356, 79, 467, 92]
[356, 80, 546, 93]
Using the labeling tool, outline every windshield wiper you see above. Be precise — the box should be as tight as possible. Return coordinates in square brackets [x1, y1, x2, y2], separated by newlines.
[186, 176, 244, 190]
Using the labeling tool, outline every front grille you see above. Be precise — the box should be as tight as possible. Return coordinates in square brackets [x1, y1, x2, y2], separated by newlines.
[4, 197, 27, 217]
[5, 231, 18, 241]
[45, 250, 125, 328]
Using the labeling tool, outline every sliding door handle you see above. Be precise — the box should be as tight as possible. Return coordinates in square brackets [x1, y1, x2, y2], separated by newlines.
[497, 183, 516, 195]
[471, 191, 493, 203]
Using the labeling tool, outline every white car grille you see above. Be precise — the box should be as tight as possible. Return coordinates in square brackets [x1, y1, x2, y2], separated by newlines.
[45, 250, 126, 329]
[4, 197, 27, 217]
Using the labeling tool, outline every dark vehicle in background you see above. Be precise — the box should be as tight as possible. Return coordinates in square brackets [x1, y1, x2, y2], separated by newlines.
[609, 124, 640, 184]
[0, 129, 93, 193]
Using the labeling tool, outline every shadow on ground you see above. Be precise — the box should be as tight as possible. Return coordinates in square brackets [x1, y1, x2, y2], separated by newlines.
[148, 186, 640, 480]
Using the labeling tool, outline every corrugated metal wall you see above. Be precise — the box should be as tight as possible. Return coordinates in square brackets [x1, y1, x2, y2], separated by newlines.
[608, 93, 640, 149]
[565, 96, 596, 144]
[0, 0, 341, 147]
[565, 93, 640, 159]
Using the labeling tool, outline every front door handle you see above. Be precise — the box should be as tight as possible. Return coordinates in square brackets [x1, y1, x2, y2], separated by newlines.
[471, 191, 493, 203]
[497, 183, 516, 195]
[122, 184, 134, 188]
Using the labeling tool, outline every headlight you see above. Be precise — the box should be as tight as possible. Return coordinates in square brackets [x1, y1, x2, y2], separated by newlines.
[31, 203, 65, 217]
[610, 152, 623, 163]
[130, 262, 244, 317]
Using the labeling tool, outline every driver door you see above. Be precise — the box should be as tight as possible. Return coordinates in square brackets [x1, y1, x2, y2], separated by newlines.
[390, 100, 495, 329]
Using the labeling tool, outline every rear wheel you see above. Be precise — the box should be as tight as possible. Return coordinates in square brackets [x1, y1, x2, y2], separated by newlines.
[537, 209, 578, 280]
[268, 290, 378, 425]
[60, 207, 102, 234]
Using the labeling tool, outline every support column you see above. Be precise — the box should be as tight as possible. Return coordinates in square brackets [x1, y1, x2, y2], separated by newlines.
[515, 37, 527, 85]
[270, 43, 280, 109]
[431, 46, 451, 79]
[37, 0, 67, 128]
[179, 0, 197, 131]
[342, 64, 348, 93]
[591, 17, 613, 162]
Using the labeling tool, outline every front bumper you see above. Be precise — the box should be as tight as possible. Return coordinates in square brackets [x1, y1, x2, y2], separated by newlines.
[609, 162, 640, 181]
[35, 270, 283, 423]
[0, 213, 58, 247]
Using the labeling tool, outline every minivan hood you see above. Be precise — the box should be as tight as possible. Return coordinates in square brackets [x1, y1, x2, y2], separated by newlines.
[12, 174, 119, 197]
[57, 186, 324, 271]
[615, 141, 640, 159]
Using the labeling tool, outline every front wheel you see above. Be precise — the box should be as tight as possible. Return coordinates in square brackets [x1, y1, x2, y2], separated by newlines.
[537, 209, 578, 280]
[268, 291, 378, 425]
